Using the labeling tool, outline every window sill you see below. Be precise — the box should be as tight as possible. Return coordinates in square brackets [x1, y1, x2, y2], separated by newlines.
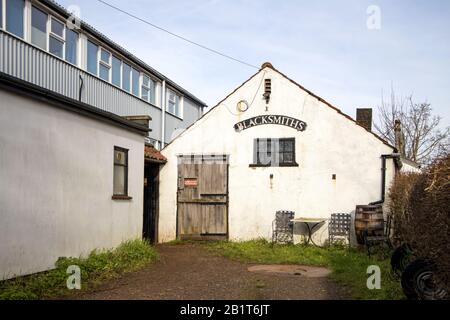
[166, 111, 183, 121]
[112, 195, 133, 200]
[249, 163, 299, 168]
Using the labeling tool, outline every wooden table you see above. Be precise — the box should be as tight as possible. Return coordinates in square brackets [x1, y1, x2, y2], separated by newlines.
[291, 217, 329, 246]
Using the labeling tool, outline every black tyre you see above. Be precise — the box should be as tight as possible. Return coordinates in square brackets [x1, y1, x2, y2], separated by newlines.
[391, 243, 413, 278]
[401, 259, 421, 299]
[401, 259, 447, 300]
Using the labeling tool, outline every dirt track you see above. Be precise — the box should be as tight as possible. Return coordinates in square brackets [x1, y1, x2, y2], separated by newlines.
[71, 244, 349, 300]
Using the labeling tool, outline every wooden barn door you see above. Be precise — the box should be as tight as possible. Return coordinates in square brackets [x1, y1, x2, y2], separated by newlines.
[177, 155, 228, 240]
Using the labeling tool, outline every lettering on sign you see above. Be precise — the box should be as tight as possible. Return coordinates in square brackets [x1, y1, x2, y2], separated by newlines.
[184, 178, 198, 188]
[234, 115, 307, 132]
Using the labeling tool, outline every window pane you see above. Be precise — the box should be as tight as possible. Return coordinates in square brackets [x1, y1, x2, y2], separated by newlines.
[51, 18, 64, 37]
[142, 75, 149, 87]
[31, 6, 47, 50]
[65, 29, 78, 65]
[122, 63, 131, 91]
[6, 0, 24, 38]
[0, 1, 2, 29]
[49, 36, 63, 58]
[283, 152, 294, 163]
[168, 101, 175, 114]
[112, 56, 121, 87]
[99, 64, 110, 81]
[149, 79, 156, 104]
[100, 49, 110, 64]
[131, 68, 139, 96]
[168, 91, 180, 115]
[87, 40, 98, 75]
[281, 140, 293, 152]
[258, 139, 268, 153]
[114, 149, 126, 165]
[141, 87, 149, 102]
[175, 102, 180, 117]
[175, 95, 180, 116]
[113, 165, 126, 195]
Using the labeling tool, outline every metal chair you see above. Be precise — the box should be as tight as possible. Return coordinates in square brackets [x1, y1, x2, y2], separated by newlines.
[272, 211, 295, 244]
[364, 214, 393, 256]
[328, 213, 351, 245]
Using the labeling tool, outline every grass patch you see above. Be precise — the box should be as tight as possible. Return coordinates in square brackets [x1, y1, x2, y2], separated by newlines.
[0, 239, 158, 300]
[206, 239, 403, 300]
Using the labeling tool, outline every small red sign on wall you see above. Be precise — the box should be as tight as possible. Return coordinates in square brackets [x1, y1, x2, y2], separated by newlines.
[184, 178, 198, 187]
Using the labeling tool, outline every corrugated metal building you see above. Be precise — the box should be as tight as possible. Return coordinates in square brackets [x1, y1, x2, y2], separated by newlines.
[0, 0, 207, 149]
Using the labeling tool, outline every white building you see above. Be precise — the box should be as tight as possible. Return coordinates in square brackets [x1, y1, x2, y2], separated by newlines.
[0, 73, 147, 280]
[0, 0, 203, 279]
[158, 63, 403, 244]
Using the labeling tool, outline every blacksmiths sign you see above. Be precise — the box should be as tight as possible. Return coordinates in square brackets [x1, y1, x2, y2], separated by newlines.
[234, 115, 307, 132]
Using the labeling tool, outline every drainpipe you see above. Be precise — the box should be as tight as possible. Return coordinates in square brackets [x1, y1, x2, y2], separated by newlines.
[370, 153, 401, 205]
[161, 80, 166, 150]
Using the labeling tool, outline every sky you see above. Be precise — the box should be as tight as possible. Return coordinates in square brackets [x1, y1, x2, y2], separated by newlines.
[57, 0, 450, 126]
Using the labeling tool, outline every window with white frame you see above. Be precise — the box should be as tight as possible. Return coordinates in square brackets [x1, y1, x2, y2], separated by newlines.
[122, 62, 131, 92]
[31, 5, 47, 50]
[65, 28, 78, 65]
[49, 17, 65, 59]
[141, 74, 155, 104]
[12, 3, 79, 65]
[87, 40, 98, 75]
[1, 1, 174, 106]
[5, 0, 24, 38]
[167, 89, 181, 117]
[131, 67, 139, 97]
[111, 55, 122, 87]
[99, 48, 111, 82]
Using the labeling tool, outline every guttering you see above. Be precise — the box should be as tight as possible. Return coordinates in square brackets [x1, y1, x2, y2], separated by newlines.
[370, 153, 401, 205]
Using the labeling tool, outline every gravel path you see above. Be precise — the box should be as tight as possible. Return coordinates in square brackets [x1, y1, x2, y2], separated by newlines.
[71, 244, 349, 300]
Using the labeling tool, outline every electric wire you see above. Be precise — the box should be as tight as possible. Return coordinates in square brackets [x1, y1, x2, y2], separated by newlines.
[96, 0, 259, 70]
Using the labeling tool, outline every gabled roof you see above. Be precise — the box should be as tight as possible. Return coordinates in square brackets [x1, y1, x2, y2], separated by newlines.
[41, 0, 207, 108]
[164, 62, 396, 150]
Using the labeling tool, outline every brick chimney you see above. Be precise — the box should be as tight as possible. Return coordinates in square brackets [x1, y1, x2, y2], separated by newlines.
[356, 108, 373, 131]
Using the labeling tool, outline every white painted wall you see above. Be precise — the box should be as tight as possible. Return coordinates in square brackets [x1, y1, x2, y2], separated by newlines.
[0, 89, 145, 280]
[400, 158, 422, 173]
[158, 67, 396, 245]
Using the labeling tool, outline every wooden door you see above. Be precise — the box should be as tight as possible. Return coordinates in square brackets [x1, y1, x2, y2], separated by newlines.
[177, 155, 228, 240]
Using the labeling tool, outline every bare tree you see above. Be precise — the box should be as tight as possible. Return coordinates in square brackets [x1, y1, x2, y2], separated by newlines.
[374, 87, 449, 165]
